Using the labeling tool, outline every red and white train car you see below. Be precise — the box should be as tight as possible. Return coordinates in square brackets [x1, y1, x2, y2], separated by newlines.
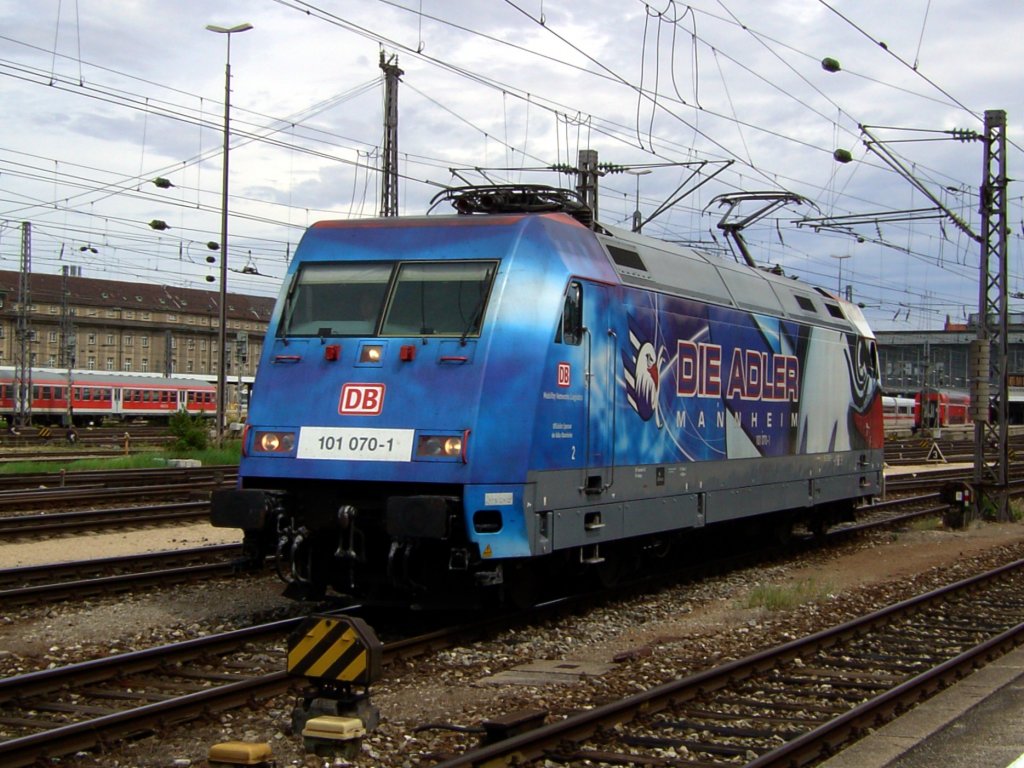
[881, 395, 915, 437]
[0, 367, 216, 425]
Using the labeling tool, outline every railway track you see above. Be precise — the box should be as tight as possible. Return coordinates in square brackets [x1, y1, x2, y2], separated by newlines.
[0, 543, 246, 608]
[0, 498, 211, 538]
[0, 464, 236, 493]
[432, 557, 1024, 767]
[0, 495, 973, 766]
[0, 467, 236, 522]
[882, 431, 1024, 465]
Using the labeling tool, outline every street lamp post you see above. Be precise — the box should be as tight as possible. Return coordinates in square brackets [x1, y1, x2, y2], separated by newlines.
[206, 22, 252, 445]
[625, 169, 652, 233]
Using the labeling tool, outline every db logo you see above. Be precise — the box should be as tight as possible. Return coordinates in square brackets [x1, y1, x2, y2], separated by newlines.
[339, 383, 385, 415]
[557, 362, 571, 388]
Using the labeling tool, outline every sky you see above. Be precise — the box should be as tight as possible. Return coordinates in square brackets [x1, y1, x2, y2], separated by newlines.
[0, 0, 1021, 332]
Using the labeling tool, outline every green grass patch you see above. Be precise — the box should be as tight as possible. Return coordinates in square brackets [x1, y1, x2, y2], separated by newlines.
[0, 443, 241, 474]
[1009, 499, 1024, 522]
[908, 516, 944, 532]
[742, 578, 833, 611]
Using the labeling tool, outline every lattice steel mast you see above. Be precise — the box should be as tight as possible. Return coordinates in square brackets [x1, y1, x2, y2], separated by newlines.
[379, 51, 403, 217]
[14, 222, 32, 429]
[972, 109, 1009, 519]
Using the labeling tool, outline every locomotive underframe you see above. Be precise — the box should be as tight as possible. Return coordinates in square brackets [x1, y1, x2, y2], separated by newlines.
[213, 447, 883, 604]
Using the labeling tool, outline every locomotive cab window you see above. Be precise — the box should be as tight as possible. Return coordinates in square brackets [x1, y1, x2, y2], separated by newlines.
[380, 261, 497, 338]
[279, 262, 392, 337]
[557, 281, 583, 345]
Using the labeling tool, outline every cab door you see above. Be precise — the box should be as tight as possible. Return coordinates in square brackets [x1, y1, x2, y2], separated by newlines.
[580, 282, 616, 494]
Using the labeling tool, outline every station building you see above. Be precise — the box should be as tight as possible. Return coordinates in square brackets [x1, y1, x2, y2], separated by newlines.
[876, 316, 1024, 393]
[0, 269, 274, 385]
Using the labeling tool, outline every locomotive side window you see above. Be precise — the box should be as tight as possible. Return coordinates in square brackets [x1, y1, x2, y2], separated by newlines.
[280, 262, 392, 337]
[381, 261, 497, 338]
[557, 281, 583, 345]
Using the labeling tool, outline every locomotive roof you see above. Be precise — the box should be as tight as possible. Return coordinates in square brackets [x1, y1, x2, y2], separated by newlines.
[595, 224, 870, 336]
[303, 210, 873, 338]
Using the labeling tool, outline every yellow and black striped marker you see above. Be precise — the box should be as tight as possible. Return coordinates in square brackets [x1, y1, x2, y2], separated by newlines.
[286, 614, 382, 687]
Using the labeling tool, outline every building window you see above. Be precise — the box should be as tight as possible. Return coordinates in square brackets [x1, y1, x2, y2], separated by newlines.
[48, 305, 58, 314]
[168, 313, 177, 322]
[88, 308, 97, 316]
[48, 331, 57, 343]
[187, 338, 195, 351]
[142, 312, 151, 320]
[87, 333, 96, 345]
[106, 358, 114, 371]
[87, 356, 95, 369]
[105, 334, 114, 345]
[141, 358, 149, 372]
[142, 335, 149, 348]
[171, 337, 177, 349]
[125, 335, 133, 347]
[124, 359, 132, 371]
[125, 310, 135, 319]
[201, 339, 207, 351]
[187, 360, 194, 372]
[48, 355, 56, 366]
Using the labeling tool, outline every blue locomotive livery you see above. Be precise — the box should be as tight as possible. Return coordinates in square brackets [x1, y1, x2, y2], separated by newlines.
[212, 187, 884, 605]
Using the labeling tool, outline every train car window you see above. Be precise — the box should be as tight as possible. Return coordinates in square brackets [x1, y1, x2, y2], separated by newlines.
[795, 295, 816, 313]
[381, 261, 497, 338]
[280, 262, 392, 337]
[557, 281, 583, 346]
[41, 386, 51, 400]
[607, 245, 647, 271]
[825, 302, 845, 319]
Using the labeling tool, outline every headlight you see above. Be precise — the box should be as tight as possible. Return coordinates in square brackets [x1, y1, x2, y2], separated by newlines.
[416, 434, 463, 458]
[359, 344, 383, 363]
[253, 430, 295, 453]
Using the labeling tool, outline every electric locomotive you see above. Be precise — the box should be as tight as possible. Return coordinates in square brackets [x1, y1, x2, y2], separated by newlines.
[212, 185, 884, 605]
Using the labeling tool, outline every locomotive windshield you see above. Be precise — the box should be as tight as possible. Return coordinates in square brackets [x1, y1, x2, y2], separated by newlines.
[279, 260, 497, 338]
[381, 261, 496, 337]
[279, 262, 391, 337]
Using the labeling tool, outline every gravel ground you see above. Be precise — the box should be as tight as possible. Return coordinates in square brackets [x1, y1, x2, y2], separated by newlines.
[4, 518, 1024, 767]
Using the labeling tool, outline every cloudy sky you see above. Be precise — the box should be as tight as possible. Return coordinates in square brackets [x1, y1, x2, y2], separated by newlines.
[0, 0, 1021, 332]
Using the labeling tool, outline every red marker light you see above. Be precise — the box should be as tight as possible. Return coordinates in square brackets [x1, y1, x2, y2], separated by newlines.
[400, 345, 416, 361]
[324, 344, 340, 361]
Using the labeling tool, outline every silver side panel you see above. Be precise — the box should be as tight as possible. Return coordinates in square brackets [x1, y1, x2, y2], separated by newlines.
[524, 450, 882, 553]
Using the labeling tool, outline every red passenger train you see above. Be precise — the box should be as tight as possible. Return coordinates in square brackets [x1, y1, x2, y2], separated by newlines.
[0, 367, 216, 425]
[914, 388, 971, 430]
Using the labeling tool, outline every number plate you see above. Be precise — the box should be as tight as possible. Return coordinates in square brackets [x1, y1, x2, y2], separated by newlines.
[297, 427, 414, 462]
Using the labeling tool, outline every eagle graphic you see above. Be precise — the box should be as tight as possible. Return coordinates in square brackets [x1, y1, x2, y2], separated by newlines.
[624, 334, 665, 428]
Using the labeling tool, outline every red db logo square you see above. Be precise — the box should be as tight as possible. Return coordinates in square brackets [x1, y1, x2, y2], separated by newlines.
[339, 383, 385, 415]
[557, 362, 571, 388]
